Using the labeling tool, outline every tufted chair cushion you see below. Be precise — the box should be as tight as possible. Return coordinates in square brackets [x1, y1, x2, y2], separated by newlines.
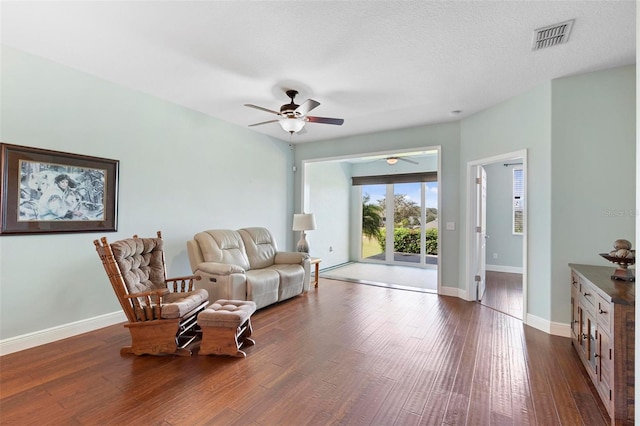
[111, 237, 167, 294]
[238, 227, 277, 270]
[194, 230, 251, 270]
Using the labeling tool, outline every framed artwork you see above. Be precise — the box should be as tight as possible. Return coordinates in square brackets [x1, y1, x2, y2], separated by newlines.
[0, 143, 119, 235]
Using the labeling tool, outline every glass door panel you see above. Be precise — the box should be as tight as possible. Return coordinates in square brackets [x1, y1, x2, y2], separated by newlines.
[425, 181, 438, 264]
[393, 182, 421, 264]
[361, 184, 385, 261]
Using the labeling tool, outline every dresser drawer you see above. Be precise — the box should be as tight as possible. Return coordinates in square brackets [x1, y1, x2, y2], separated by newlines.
[597, 295, 612, 334]
[579, 279, 597, 311]
[571, 271, 579, 290]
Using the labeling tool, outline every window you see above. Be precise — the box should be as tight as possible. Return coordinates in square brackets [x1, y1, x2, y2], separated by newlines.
[513, 168, 524, 234]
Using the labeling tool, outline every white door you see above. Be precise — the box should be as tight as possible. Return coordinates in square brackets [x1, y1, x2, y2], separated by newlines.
[475, 166, 487, 301]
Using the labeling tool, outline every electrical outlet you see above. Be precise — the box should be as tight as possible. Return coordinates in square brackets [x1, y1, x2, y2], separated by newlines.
[493, 253, 498, 259]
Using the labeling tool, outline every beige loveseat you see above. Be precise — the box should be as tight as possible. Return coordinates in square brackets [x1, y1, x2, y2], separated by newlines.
[186, 227, 310, 309]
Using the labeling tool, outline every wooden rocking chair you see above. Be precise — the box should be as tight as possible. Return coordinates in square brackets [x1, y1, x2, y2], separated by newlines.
[94, 232, 209, 356]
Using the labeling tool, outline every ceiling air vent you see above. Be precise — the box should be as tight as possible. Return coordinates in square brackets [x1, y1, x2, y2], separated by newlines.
[532, 19, 574, 51]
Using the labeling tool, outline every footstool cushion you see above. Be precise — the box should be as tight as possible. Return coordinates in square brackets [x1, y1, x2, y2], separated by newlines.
[198, 299, 257, 357]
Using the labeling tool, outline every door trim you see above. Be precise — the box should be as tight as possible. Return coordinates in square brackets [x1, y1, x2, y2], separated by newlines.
[465, 149, 528, 322]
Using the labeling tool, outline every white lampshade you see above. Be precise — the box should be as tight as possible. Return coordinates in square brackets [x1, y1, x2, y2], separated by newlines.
[292, 213, 317, 231]
[279, 118, 306, 134]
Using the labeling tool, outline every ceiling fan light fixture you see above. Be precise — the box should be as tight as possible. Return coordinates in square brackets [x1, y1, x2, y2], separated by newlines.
[386, 157, 399, 165]
[279, 118, 305, 134]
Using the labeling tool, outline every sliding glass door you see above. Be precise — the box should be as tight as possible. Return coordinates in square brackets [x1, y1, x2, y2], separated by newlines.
[360, 180, 438, 266]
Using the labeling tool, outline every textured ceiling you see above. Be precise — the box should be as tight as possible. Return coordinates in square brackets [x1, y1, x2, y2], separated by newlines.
[1, 1, 636, 143]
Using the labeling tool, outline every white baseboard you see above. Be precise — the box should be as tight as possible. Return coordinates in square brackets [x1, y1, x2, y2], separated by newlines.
[0, 311, 126, 356]
[486, 264, 523, 274]
[525, 313, 571, 337]
[439, 285, 468, 300]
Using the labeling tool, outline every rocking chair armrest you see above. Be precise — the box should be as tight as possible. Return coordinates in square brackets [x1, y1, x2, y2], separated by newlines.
[124, 288, 168, 301]
[166, 274, 201, 283]
[166, 274, 201, 292]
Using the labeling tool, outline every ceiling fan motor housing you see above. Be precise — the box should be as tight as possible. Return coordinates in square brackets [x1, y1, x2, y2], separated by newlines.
[281, 90, 299, 117]
[280, 103, 298, 117]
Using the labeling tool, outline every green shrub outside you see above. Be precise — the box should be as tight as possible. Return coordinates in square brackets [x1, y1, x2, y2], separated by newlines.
[378, 227, 438, 255]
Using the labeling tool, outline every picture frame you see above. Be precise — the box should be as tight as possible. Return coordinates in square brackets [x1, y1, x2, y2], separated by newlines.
[0, 143, 119, 235]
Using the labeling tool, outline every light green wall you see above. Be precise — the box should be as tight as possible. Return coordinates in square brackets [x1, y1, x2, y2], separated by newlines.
[304, 161, 351, 265]
[484, 162, 523, 269]
[460, 82, 552, 320]
[295, 123, 461, 288]
[551, 65, 636, 324]
[0, 46, 295, 340]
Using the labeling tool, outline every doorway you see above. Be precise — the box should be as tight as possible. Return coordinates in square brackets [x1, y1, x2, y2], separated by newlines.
[466, 150, 527, 321]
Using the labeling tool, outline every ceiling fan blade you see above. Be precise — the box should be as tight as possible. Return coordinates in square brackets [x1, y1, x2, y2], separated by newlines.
[305, 116, 344, 125]
[248, 119, 279, 127]
[295, 99, 320, 117]
[399, 157, 419, 165]
[244, 104, 281, 115]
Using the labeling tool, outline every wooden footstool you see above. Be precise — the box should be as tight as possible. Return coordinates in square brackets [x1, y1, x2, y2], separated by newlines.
[197, 299, 257, 357]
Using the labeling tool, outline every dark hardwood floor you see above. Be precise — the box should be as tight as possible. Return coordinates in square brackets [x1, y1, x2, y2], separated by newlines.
[0, 279, 609, 425]
[481, 271, 523, 320]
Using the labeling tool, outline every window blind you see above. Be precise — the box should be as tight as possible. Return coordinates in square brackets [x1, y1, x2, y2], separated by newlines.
[513, 168, 524, 234]
[352, 172, 437, 186]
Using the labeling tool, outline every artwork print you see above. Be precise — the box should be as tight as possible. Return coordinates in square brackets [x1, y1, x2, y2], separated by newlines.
[1, 143, 118, 235]
[19, 160, 106, 221]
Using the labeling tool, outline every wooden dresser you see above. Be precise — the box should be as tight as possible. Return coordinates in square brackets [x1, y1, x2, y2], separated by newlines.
[569, 264, 635, 425]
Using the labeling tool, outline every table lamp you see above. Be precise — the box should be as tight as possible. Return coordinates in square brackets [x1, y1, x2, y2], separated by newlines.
[292, 213, 316, 253]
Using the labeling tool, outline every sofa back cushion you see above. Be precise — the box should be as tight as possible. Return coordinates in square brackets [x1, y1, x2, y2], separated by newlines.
[239, 227, 277, 270]
[194, 230, 251, 270]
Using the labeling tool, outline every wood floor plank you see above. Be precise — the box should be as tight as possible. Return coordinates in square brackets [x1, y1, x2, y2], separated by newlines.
[483, 271, 523, 319]
[465, 308, 495, 426]
[0, 278, 614, 425]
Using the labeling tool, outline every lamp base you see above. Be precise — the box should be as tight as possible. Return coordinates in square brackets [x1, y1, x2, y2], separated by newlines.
[296, 232, 309, 253]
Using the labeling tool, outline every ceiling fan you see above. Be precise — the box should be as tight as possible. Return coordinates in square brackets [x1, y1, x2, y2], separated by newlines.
[385, 156, 418, 165]
[245, 90, 344, 135]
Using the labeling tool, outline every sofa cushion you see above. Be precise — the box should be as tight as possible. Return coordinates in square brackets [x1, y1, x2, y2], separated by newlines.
[239, 227, 277, 270]
[245, 269, 279, 309]
[195, 230, 251, 270]
[266, 264, 305, 301]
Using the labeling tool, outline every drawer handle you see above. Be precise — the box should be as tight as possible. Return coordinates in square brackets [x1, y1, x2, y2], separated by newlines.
[583, 292, 591, 297]
[599, 308, 608, 314]
[594, 353, 600, 358]
[582, 333, 589, 340]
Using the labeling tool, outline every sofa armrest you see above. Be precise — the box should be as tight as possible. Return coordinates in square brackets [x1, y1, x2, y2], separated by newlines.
[274, 251, 309, 265]
[196, 262, 245, 276]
